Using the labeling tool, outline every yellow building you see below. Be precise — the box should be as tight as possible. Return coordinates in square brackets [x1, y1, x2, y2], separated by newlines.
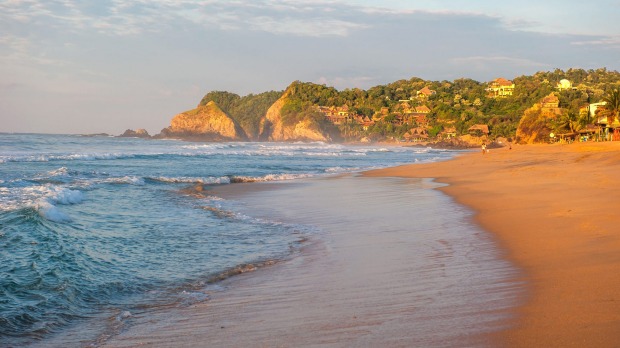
[486, 78, 515, 97]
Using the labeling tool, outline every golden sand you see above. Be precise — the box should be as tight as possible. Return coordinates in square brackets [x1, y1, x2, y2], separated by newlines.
[100, 142, 620, 347]
[366, 142, 620, 347]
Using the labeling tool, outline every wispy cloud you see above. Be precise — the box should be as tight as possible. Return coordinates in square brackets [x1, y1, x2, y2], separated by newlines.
[0, 35, 66, 67]
[571, 36, 620, 49]
[0, 0, 370, 37]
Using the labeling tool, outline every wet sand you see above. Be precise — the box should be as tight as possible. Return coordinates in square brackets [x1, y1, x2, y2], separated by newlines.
[101, 176, 521, 347]
[365, 142, 620, 347]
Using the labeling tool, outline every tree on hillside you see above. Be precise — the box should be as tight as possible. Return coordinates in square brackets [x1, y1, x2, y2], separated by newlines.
[555, 110, 581, 134]
[600, 88, 620, 125]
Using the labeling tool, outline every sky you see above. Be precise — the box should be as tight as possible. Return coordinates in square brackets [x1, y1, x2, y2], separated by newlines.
[1, 0, 619, 135]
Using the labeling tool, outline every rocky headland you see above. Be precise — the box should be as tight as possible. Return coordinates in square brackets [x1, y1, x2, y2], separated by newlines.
[157, 101, 247, 141]
[119, 68, 620, 144]
[125, 82, 340, 142]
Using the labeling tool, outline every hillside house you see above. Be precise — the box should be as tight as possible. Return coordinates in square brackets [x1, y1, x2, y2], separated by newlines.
[589, 101, 607, 118]
[468, 124, 490, 136]
[317, 105, 355, 125]
[411, 114, 428, 126]
[486, 78, 515, 98]
[404, 127, 429, 142]
[404, 105, 430, 126]
[397, 101, 414, 114]
[359, 116, 375, 130]
[540, 93, 561, 114]
[413, 105, 431, 114]
[441, 126, 457, 139]
[416, 86, 436, 99]
[593, 102, 620, 140]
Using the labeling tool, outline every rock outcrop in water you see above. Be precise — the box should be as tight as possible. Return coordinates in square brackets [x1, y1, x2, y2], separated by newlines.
[158, 101, 247, 141]
[118, 129, 150, 138]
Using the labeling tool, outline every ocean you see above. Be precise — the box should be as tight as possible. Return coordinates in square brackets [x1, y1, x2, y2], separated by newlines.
[0, 133, 468, 347]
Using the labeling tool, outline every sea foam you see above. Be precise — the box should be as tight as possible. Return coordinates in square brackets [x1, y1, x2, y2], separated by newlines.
[30, 186, 84, 222]
[148, 176, 232, 184]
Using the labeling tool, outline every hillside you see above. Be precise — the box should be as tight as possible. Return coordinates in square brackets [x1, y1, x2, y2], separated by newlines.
[152, 68, 620, 143]
[198, 91, 282, 140]
[258, 85, 341, 142]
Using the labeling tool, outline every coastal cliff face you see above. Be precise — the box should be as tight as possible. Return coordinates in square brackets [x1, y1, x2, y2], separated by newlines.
[516, 104, 558, 144]
[163, 101, 247, 141]
[259, 91, 332, 142]
[157, 89, 333, 142]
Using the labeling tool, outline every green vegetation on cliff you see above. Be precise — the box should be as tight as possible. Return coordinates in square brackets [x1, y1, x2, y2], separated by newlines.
[200, 90, 282, 140]
[192, 68, 620, 143]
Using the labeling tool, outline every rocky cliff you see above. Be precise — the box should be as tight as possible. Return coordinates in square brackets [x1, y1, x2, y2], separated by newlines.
[258, 90, 334, 142]
[156, 83, 339, 142]
[161, 101, 247, 141]
[516, 104, 557, 144]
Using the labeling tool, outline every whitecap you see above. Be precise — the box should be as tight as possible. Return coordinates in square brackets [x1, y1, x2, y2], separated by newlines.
[35, 199, 72, 222]
[34, 186, 84, 221]
[230, 173, 314, 183]
[325, 166, 360, 173]
[46, 167, 70, 176]
[102, 176, 146, 186]
[149, 176, 231, 185]
[46, 187, 84, 205]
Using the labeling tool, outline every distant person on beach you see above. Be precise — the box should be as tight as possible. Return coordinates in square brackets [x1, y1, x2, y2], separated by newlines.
[482, 142, 486, 154]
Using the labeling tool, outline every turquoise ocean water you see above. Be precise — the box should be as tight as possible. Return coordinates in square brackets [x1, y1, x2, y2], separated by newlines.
[0, 133, 459, 346]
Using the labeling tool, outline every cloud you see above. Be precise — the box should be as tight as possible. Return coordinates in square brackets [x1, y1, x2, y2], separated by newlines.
[0, 0, 371, 37]
[0, 35, 66, 67]
[178, 1, 370, 37]
[2, 0, 619, 134]
[571, 36, 620, 49]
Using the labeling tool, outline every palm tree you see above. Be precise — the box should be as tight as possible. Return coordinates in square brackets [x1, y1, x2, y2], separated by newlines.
[557, 111, 581, 134]
[600, 88, 620, 125]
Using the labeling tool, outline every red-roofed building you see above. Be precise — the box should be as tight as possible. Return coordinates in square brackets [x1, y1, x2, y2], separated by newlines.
[468, 124, 490, 136]
[414, 105, 431, 114]
[416, 86, 436, 99]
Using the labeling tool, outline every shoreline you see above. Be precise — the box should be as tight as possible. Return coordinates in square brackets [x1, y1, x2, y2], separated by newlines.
[365, 142, 620, 346]
[100, 174, 521, 347]
[95, 141, 620, 347]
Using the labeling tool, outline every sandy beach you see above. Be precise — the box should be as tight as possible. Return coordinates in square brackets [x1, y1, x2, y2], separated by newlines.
[100, 175, 520, 347]
[98, 142, 620, 348]
[366, 142, 620, 347]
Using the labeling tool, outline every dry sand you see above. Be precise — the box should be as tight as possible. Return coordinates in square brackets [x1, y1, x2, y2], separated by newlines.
[366, 142, 620, 347]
